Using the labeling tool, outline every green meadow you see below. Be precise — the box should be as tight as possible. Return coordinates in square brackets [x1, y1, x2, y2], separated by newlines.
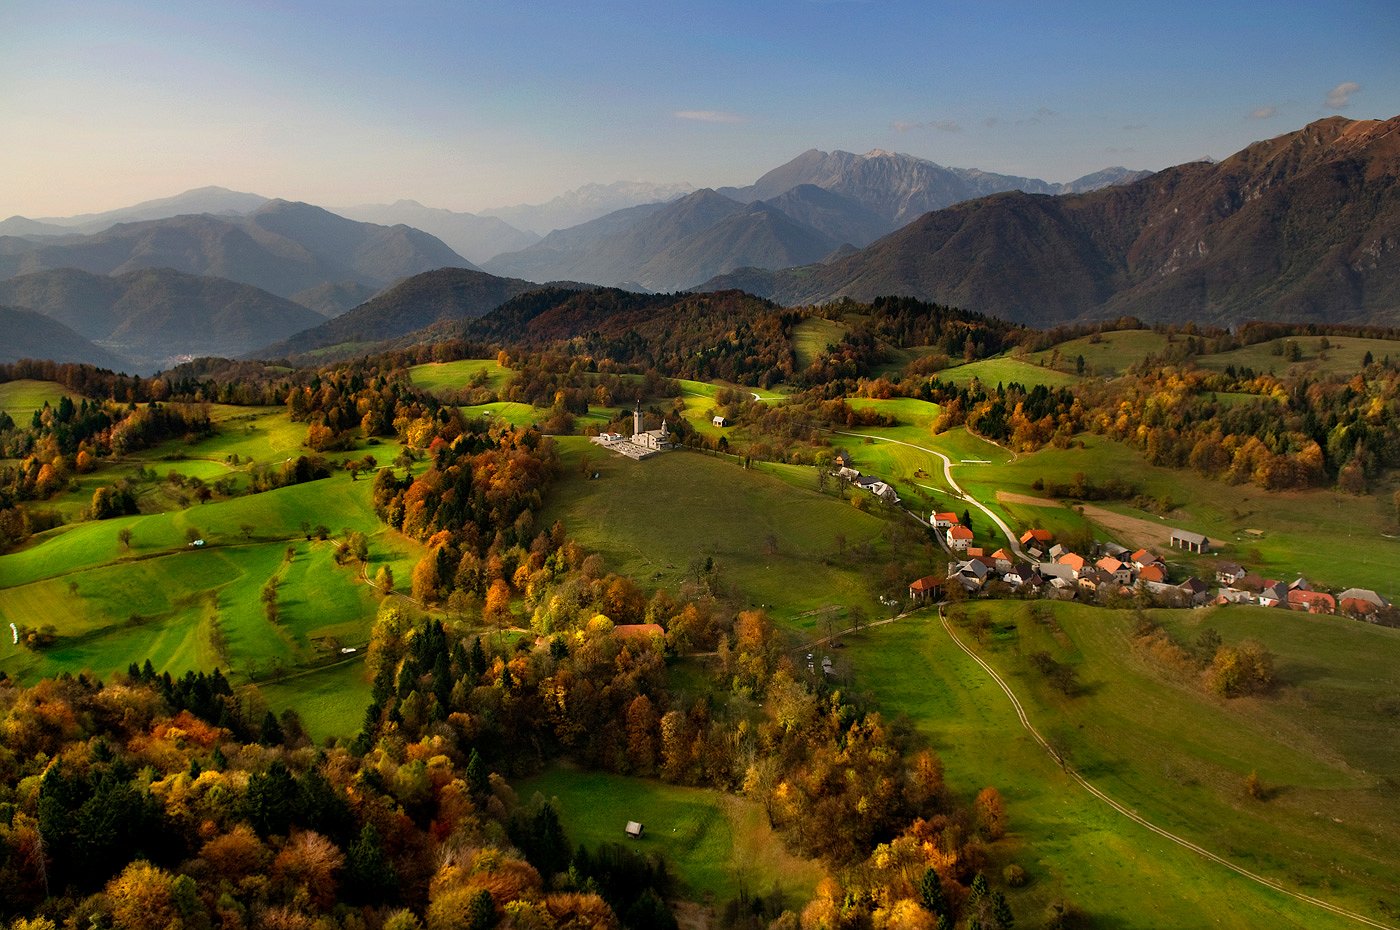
[0, 379, 82, 420]
[544, 438, 916, 626]
[1026, 330, 1174, 377]
[791, 317, 850, 370]
[516, 765, 825, 903]
[940, 356, 1082, 389]
[1194, 335, 1400, 379]
[840, 605, 1392, 930]
[408, 358, 513, 395]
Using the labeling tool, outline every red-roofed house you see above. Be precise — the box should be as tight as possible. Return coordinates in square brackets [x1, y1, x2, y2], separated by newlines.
[1019, 528, 1054, 547]
[1136, 563, 1168, 585]
[932, 512, 959, 529]
[947, 525, 974, 551]
[1129, 548, 1156, 569]
[1286, 589, 1336, 614]
[1095, 557, 1131, 584]
[1057, 552, 1087, 575]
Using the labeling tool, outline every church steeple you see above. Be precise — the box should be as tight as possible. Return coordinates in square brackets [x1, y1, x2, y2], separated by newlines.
[633, 400, 643, 437]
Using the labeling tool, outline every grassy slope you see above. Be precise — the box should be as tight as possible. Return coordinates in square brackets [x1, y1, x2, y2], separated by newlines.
[1194, 336, 1400, 378]
[841, 608, 1386, 930]
[1026, 330, 1173, 376]
[1, 406, 421, 740]
[543, 438, 909, 626]
[0, 379, 82, 420]
[939, 356, 1082, 389]
[408, 358, 513, 395]
[516, 765, 824, 903]
[792, 318, 850, 370]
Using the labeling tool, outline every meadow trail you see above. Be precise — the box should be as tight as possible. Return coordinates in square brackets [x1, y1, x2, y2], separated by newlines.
[935, 605, 1400, 930]
[832, 429, 1028, 560]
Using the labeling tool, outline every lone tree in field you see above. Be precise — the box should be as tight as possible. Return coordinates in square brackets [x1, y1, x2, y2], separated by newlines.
[118, 527, 133, 550]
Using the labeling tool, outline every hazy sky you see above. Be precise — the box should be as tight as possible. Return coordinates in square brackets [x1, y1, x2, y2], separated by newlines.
[4, 0, 1399, 217]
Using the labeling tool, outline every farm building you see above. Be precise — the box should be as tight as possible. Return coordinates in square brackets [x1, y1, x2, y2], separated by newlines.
[712, 415, 728, 427]
[908, 575, 941, 600]
[625, 821, 644, 838]
[946, 525, 974, 551]
[1170, 529, 1210, 553]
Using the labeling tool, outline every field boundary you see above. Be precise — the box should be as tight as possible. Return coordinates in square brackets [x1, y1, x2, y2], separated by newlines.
[935, 605, 1398, 930]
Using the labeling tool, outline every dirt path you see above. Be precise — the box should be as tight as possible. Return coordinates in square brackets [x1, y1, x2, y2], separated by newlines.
[936, 605, 1394, 930]
[1076, 503, 1178, 550]
[995, 490, 1061, 507]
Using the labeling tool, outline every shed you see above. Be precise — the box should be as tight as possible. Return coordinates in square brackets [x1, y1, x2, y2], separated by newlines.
[1169, 529, 1209, 553]
[625, 821, 644, 839]
[712, 415, 728, 427]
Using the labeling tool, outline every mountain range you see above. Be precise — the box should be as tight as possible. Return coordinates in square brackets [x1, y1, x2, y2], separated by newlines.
[479, 181, 698, 236]
[0, 305, 127, 369]
[698, 116, 1400, 327]
[0, 200, 475, 317]
[484, 151, 1148, 291]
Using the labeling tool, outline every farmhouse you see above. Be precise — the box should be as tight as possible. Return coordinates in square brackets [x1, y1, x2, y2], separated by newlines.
[834, 450, 853, 468]
[946, 524, 974, 551]
[1287, 588, 1336, 614]
[1216, 561, 1247, 585]
[932, 512, 959, 529]
[1169, 529, 1210, 553]
[1338, 587, 1390, 616]
[1019, 528, 1054, 548]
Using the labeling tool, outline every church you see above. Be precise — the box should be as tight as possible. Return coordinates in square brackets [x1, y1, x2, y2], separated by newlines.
[630, 401, 671, 452]
[590, 401, 673, 460]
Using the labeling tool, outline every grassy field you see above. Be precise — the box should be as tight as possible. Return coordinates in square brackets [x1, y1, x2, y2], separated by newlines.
[840, 606, 1391, 930]
[260, 657, 373, 744]
[1027, 330, 1174, 377]
[0, 379, 82, 420]
[953, 434, 1400, 593]
[1, 403, 423, 735]
[791, 317, 850, 370]
[1194, 336, 1400, 379]
[515, 765, 824, 903]
[940, 356, 1082, 389]
[543, 438, 918, 627]
[408, 358, 513, 395]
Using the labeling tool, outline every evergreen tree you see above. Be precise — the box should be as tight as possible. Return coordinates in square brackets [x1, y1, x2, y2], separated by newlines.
[466, 888, 496, 930]
[345, 822, 399, 905]
[919, 866, 946, 918]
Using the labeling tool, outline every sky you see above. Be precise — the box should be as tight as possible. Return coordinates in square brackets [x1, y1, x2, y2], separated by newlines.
[3, 0, 1399, 218]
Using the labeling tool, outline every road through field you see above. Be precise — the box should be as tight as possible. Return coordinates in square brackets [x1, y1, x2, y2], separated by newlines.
[833, 430, 1028, 560]
[936, 604, 1397, 930]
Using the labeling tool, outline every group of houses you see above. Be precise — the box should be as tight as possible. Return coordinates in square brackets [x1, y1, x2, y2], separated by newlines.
[911, 530, 1208, 605]
[907, 524, 1393, 620]
[1210, 562, 1391, 617]
[831, 450, 901, 505]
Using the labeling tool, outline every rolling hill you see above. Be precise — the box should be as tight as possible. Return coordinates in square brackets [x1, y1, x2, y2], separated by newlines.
[700, 116, 1400, 327]
[0, 305, 128, 368]
[0, 200, 475, 315]
[0, 268, 326, 370]
[251, 267, 549, 359]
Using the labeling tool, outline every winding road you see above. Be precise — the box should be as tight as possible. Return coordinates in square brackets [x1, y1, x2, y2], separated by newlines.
[832, 430, 1028, 560]
[831, 426, 1395, 928]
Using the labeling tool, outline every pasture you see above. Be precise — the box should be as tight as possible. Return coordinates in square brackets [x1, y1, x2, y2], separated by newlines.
[0, 379, 82, 420]
[1026, 330, 1173, 377]
[791, 317, 850, 370]
[543, 438, 916, 625]
[515, 765, 824, 903]
[1193, 335, 1400, 379]
[408, 358, 513, 395]
[0, 449, 422, 707]
[839, 606, 1389, 930]
[940, 356, 1082, 389]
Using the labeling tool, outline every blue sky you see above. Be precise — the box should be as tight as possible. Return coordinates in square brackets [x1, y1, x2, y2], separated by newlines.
[3, 0, 1398, 216]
